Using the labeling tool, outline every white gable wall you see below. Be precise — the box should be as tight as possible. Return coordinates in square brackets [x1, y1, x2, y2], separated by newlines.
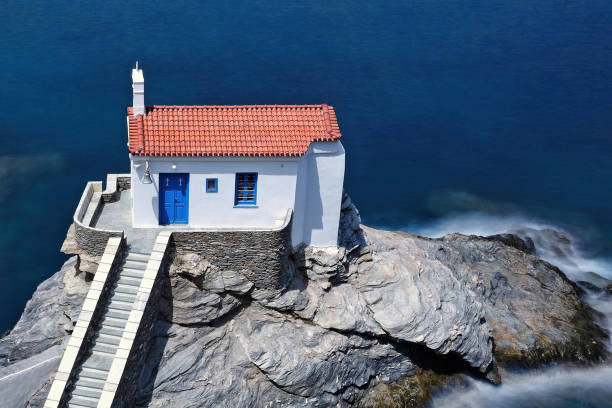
[130, 140, 345, 247]
[292, 141, 345, 247]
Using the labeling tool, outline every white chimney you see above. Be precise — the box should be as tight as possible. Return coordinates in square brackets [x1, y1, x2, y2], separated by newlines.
[132, 62, 145, 116]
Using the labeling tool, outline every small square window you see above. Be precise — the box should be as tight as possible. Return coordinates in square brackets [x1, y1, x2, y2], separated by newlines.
[206, 178, 218, 193]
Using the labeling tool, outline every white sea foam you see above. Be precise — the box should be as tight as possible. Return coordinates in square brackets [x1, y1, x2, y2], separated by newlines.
[412, 212, 612, 282]
[413, 212, 551, 239]
[430, 364, 612, 408]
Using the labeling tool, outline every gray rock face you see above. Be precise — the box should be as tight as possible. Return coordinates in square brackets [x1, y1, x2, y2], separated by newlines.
[0, 256, 87, 366]
[348, 228, 493, 371]
[2, 194, 606, 408]
[134, 201, 604, 407]
[137, 304, 415, 408]
[0, 256, 88, 407]
[159, 253, 252, 325]
[436, 232, 608, 364]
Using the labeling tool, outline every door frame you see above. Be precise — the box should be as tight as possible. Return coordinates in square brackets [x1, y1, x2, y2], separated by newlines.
[158, 173, 189, 224]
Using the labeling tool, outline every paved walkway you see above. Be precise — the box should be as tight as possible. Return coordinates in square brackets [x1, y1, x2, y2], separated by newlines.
[94, 191, 170, 253]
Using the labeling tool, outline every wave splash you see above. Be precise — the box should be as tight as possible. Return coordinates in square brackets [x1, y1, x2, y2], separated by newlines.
[410, 212, 612, 408]
[413, 212, 612, 283]
[430, 364, 612, 408]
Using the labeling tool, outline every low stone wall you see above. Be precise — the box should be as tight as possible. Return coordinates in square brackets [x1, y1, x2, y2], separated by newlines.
[44, 237, 126, 408]
[101, 173, 131, 203]
[99, 232, 172, 408]
[73, 222, 123, 258]
[117, 175, 131, 191]
[172, 210, 293, 289]
[72, 175, 129, 257]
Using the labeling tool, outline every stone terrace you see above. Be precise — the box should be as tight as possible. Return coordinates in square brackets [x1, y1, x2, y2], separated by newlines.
[93, 190, 167, 253]
[93, 189, 290, 253]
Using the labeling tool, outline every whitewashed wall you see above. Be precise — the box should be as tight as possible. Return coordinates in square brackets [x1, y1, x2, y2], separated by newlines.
[129, 140, 345, 247]
[130, 157, 298, 229]
[292, 141, 345, 247]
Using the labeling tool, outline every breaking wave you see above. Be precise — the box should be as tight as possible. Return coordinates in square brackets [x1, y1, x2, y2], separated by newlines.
[412, 212, 612, 283]
[430, 364, 612, 408]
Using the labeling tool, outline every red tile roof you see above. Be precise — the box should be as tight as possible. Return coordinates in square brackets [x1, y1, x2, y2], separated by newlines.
[127, 104, 342, 157]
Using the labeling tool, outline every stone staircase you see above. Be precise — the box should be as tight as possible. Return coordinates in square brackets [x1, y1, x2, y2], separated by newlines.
[65, 250, 150, 408]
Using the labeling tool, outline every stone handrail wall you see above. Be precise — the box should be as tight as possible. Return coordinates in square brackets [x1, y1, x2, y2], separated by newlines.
[73, 174, 129, 257]
[101, 173, 131, 203]
[44, 236, 126, 408]
[172, 209, 293, 289]
[98, 231, 173, 408]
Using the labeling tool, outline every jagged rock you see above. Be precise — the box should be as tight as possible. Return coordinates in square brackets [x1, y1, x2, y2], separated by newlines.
[579, 280, 604, 293]
[137, 304, 415, 408]
[436, 232, 608, 365]
[351, 228, 493, 372]
[60, 224, 100, 274]
[2, 195, 608, 408]
[0, 256, 88, 366]
[338, 192, 366, 249]
[485, 233, 535, 254]
[293, 245, 346, 284]
[221, 270, 254, 295]
[257, 272, 309, 312]
[311, 283, 385, 336]
[160, 256, 245, 325]
[0, 257, 88, 407]
[175, 253, 211, 282]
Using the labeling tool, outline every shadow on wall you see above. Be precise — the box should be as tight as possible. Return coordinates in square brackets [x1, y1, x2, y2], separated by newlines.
[149, 176, 159, 221]
[303, 155, 324, 245]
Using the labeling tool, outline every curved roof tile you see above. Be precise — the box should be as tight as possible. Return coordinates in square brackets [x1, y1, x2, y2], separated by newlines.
[127, 104, 342, 157]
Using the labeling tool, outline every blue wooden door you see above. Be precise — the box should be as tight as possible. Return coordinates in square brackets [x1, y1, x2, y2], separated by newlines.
[159, 173, 189, 224]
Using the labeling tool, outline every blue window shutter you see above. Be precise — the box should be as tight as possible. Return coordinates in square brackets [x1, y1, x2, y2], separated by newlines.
[235, 173, 257, 205]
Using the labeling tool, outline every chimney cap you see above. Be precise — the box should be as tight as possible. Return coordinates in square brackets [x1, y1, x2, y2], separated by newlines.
[132, 61, 144, 83]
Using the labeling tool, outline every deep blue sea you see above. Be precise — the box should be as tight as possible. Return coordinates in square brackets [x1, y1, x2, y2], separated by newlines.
[1, 1, 611, 406]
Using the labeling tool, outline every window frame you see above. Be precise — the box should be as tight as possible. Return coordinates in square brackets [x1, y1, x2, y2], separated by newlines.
[234, 172, 258, 207]
[205, 178, 218, 193]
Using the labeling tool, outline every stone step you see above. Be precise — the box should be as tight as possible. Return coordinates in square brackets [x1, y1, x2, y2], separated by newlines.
[95, 335, 121, 347]
[74, 377, 105, 390]
[73, 384, 102, 399]
[107, 304, 133, 315]
[68, 402, 95, 408]
[68, 395, 99, 408]
[109, 295, 136, 307]
[100, 316, 127, 329]
[79, 367, 109, 381]
[121, 268, 145, 279]
[114, 283, 139, 295]
[117, 276, 142, 287]
[124, 260, 147, 270]
[105, 309, 130, 320]
[99, 325, 124, 338]
[92, 342, 118, 355]
[126, 252, 150, 262]
[82, 352, 113, 371]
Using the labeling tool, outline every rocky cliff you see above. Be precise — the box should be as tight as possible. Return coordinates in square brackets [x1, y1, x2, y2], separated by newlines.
[1, 195, 608, 407]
